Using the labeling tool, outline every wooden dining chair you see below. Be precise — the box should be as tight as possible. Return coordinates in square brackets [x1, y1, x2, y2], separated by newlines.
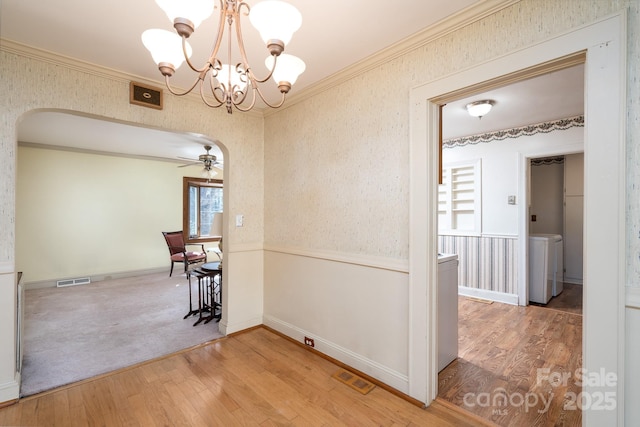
[161, 231, 207, 276]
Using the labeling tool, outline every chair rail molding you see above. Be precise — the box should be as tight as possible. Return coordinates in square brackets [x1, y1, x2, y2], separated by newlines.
[0, 262, 14, 275]
[626, 286, 640, 309]
[263, 244, 409, 273]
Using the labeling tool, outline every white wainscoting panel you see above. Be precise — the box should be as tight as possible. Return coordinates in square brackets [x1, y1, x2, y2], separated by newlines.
[219, 248, 264, 335]
[263, 249, 411, 394]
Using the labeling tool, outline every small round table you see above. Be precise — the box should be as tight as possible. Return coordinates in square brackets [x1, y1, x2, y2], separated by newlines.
[184, 263, 222, 325]
[201, 262, 221, 271]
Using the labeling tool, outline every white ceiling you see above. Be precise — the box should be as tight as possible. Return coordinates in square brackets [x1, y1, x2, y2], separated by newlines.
[18, 112, 225, 164]
[443, 64, 584, 139]
[1, 0, 584, 162]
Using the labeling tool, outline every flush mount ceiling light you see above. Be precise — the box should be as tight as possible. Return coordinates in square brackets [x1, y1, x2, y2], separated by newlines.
[466, 100, 495, 119]
[142, 0, 306, 114]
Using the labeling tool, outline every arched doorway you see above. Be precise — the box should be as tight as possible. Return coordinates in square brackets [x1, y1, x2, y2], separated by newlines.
[16, 109, 230, 395]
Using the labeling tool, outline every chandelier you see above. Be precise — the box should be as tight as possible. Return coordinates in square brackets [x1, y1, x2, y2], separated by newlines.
[142, 0, 306, 114]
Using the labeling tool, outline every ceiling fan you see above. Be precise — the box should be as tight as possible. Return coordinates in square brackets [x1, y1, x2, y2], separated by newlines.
[178, 144, 223, 179]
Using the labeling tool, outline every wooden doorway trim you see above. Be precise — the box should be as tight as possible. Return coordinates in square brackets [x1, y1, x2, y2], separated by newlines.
[409, 15, 626, 427]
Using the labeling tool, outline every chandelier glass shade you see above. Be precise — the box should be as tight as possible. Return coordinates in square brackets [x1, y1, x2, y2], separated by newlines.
[142, 0, 306, 114]
[154, 0, 215, 29]
[142, 29, 193, 71]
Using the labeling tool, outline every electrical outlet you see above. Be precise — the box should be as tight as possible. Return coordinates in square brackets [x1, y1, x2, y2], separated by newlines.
[304, 337, 314, 347]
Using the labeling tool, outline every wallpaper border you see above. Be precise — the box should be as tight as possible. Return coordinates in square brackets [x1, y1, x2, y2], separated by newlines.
[444, 115, 584, 148]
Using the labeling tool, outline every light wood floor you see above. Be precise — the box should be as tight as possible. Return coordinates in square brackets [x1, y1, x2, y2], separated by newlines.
[1, 326, 493, 427]
[438, 296, 582, 426]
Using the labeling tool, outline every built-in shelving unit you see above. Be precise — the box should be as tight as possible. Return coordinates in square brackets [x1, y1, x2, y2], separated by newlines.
[438, 160, 481, 235]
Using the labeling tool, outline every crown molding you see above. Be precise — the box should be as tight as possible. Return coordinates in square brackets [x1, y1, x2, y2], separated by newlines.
[265, 0, 521, 116]
[0, 38, 264, 119]
[1, 38, 153, 86]
[1, 0, 518, 120]
[17, 141, 189, 164]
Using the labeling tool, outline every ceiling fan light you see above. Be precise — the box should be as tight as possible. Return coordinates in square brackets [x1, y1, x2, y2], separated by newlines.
[142, 29, 192, 69]
[265, 54, 306, 86]
[250, 1, 302, 47]
[154, 0, 214, 29]
[466, 100, 495, 117]
[201, 166, 217, 179]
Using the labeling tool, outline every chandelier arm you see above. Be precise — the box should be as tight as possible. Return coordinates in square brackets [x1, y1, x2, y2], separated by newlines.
[224, 6, 236, 94]
[233, 5, 278, 84]
[200, 0, 228, 74]
[164, 74, 204, 97]
[231, 83, 250, 106]
[182, 37, 208, 74]
[249, 55, 278, 84]
[206, 71, 228, 106]
[232, 2, 252, 72]
[232, 87, 259, 112]
[146, 0, 302, 114]
[182, 0, 226, 75]
[253, 84, 287, 109]
[199, 79, 225, 108]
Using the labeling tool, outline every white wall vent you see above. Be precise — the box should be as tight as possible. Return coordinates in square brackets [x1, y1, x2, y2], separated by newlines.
[56, 277, 91, 288]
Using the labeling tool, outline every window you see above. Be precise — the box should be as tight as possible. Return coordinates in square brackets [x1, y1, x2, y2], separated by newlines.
[183, 177, 223, 242]
[438, 159, 481, 235]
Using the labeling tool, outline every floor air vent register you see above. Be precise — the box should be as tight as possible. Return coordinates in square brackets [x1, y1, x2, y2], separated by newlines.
[56, 277, 91, 288]
[332, 369, 376, 395]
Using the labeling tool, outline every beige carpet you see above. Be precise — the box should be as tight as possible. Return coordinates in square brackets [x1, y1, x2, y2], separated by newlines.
[21, 272, 223, 397]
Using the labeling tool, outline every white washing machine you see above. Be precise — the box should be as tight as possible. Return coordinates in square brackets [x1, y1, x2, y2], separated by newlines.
[529, 234, 563, 304]
[437, 253, 458, 372]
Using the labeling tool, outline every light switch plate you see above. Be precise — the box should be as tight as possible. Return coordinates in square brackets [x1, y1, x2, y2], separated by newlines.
[235, 214, 244, 227]
[508, 195, 516, 205]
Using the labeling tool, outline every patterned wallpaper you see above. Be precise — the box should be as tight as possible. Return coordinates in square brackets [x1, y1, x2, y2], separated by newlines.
[627, 0, 640, 284]
[1, 0, 636, 277]
[0, 52, 265, 263]
[263, 0, 627, 263]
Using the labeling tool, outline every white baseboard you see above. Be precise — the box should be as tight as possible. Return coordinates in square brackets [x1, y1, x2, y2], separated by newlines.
[0, 376, 19, 404]
[219, 316, 262, 335]
[23, 267, 168, 290]
[458, 286, 519, 305]
[263, 315, 409, 393]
